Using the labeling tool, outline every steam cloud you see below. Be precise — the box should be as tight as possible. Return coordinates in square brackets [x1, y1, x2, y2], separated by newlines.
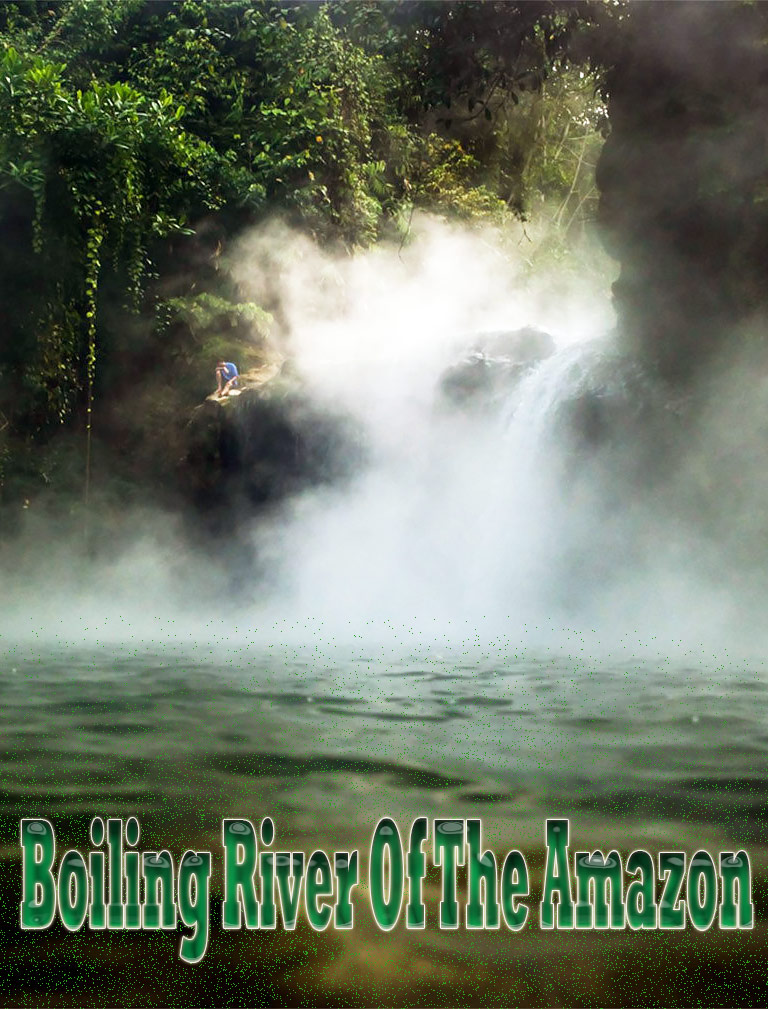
[2, 214, 767, 663]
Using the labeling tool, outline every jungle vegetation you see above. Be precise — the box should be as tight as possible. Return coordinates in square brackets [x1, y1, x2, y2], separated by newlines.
[5, 0, 763, 522]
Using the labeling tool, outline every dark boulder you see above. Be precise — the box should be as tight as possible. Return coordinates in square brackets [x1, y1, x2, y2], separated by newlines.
[440, 326, 556, 408]
[184, 374, 363, 525]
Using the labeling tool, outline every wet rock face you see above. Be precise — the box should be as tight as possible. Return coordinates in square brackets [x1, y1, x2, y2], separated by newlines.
[439, 327, 556, 408]
[597, 1, 768, 383]
[184, 388, 363, 518]
[506, 341, 690, 495]
[547, 350, 656, 446]
[553, 364, 679, 486]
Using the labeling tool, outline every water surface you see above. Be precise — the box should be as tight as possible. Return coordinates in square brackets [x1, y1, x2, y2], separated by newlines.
[1, 643, 767, 1006]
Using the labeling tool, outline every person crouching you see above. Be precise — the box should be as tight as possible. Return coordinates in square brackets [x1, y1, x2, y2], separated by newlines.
[215, 360, 239, 397]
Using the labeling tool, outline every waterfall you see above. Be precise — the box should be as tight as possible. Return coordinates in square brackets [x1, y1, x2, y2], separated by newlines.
[253, 333, 627, 630]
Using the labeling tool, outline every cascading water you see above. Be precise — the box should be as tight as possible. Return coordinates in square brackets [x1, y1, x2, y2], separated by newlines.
[236, 217, 767, 659]
[231, 217, 624, 639]
[253, 328, 655, 639]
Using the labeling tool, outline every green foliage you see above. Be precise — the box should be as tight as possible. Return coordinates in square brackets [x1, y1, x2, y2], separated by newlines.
[165, 292, 272, 336]
[0, 31, 258, 454]
[410, 136, 508, 221]
[521, 68, 605, 234]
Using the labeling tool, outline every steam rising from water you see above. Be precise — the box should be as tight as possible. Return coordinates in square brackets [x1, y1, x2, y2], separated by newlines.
[232, 217, 615, 626]
[3, 216, 768, 661]
[228, 216, 768, 656]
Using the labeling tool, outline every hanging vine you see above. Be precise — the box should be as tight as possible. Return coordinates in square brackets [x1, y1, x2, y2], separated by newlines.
[83, 215, 103, 515]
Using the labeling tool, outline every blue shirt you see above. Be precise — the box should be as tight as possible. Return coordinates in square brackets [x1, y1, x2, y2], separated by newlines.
[221, 362, 238, 381]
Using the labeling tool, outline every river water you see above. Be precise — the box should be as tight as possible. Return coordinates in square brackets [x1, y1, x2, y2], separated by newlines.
[2, 639, 767, 1006]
